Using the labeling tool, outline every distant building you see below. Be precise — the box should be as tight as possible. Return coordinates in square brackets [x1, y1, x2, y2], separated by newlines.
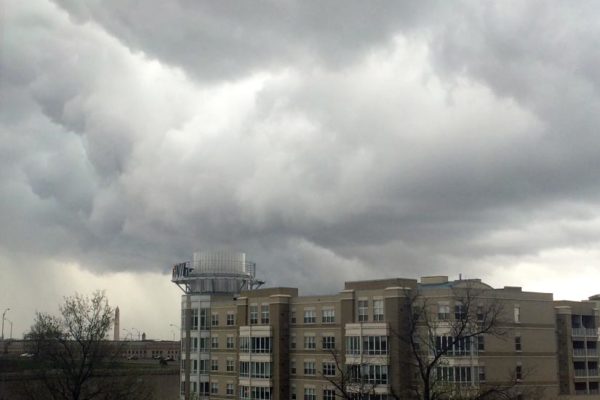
[120, 339, 180, 361]
[173, 252, 596, 400]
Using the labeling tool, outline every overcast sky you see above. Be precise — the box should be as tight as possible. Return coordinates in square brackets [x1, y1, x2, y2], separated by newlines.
[2, 0, 600, 340]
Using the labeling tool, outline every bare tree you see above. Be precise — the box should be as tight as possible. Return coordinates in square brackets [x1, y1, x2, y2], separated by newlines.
[398, 281, 526, 400]
[322, 349, 380, 400]
[21, 291, 153, 400]
[302, 281, 537, 400]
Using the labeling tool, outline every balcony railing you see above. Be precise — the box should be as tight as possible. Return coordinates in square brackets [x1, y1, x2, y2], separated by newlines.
[574, 348, 599, 357]
[572, 328, 598, 337]
[574, 369, 587, 377]
[573, 348, 586, 356]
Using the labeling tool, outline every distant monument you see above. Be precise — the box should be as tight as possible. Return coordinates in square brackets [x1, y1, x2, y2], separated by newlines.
[114, 306, 120, 341]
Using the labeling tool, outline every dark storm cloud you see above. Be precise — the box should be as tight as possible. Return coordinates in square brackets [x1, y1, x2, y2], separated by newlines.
[51, 0, 441, 81]
[3, 0, 600, 311]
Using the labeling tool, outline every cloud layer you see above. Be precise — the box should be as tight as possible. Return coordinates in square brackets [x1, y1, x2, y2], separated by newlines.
[3, 0, 600, 338]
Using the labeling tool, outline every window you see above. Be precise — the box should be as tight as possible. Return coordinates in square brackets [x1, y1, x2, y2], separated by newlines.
[304, 335, 316, 350]
[346, 336, 360, 355]
[373, 299, 384, 321]
[239, 362, 272, 378]
[514, 305, 520, 323]
[226, 383, 234, 395]
[240, 337, 249, 352]
[346, 336, 390, 355]
[261, 304, 270, 324]
[192, 309, 199, 330]
[199, 308, 209, 330]
[436, 366, 472, 383]
[322, 336, 335, 350]
[322, 361, 336, 376]
[516, 365, 523, 381]
[304, 388, 316, 400]
[304, 309, 316, 324]
[515, 335, 522, 351]
[291, 359, 296, 374]
[212, 336, 219, 349]
[199, 337, 208, 351]
[348, 364, 388, 384]
[363, 336, 388, 355]
[240, 336, 272, 353]
[192, 359, 198, 373]
[192, 337, 199, 351]
[322, 308, 335, 323]
[199, 359, 208, 372]
[211, 359, 218, 371]
[252, 362, 272, 378]
[211, 313, 219, 326]
[304, 361, 316, 375]
[291, 309, 296, 324]
[454, 303, 466, 320]
[358, 300, 368, 322]
[227, 335, 235, 349]
[476, 305, 484, 321]
[227, 312, 235, 326]
[211, 382, 218, 394]
[438, 303, 450, 320]
[240, 361, 249, 377]
[250, 305, 259, 324]
[435, 336, 472, 356]
[240, 386, 272, 400]
[366, 364, 389, 384]
[291, 385, 297, 400]
[323, 389, 336, 400]
[478, 366, 486, 382]
[227, 359, 235, 372]
[477, 336, 485, 352]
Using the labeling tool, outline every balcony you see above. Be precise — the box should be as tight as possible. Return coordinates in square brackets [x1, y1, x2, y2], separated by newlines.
[573, 348, 587, 357]
[572, 328, 598, 337]
[574, 369, 587, 377]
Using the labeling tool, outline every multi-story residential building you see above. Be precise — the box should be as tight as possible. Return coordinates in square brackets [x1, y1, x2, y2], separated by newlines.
[172, 251, 566, 400]
[555, 298, 600, 397]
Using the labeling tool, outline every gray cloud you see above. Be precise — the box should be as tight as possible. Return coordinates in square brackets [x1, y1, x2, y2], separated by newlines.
[3, 0, 600, 337]
[51, 0, 442, 81]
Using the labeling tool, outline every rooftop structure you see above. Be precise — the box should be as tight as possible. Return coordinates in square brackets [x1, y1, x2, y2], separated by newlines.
[171, 251, 264, 294]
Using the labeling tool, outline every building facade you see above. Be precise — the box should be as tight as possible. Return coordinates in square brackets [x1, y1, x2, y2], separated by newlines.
[555, 298, 600, 397]
[172, 252, 578, 399]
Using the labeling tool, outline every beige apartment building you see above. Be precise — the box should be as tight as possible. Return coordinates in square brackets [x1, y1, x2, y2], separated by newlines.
[555, 297, 600, 397]
[171, 251, 599, 400]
